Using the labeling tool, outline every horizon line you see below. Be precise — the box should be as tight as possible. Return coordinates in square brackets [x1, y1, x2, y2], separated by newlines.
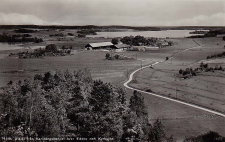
[0, 24, 225, 27]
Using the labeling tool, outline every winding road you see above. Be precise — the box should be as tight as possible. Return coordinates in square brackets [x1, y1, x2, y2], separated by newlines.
[123, 46, 225, 118]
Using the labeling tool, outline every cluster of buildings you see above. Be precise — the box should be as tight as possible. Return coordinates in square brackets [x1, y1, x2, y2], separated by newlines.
[85, 42, 129, 50]
[84, 42, 162, 51]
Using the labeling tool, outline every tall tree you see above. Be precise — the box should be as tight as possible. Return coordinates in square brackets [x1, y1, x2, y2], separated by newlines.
[111, 38, 119, 45]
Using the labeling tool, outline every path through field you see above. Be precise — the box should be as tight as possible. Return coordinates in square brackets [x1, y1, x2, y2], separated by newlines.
[123, 61, 225, 117]
[123, 41, 225, 141]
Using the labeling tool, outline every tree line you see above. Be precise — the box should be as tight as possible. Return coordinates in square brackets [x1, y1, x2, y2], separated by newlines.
[0, 33, 43, 43]
[118, 35, 173, 47]
[0, 69, 175, 142]
[9, 44, 72, 59]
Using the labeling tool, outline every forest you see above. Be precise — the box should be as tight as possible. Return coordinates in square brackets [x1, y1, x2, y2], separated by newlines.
[0, 69, 172, 142]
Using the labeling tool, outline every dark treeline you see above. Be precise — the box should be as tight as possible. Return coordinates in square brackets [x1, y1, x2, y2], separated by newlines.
[184, 131, 225, 142]
[77, 30, 97, 35]
[207, 52, 225, 59]
[178, 62, 225, 79]
[187, 29, 225, 38]
[120, 35, 173, 47]
[0, 33, 43, 43]
[14, 28, 37, 33]
[1, 25, 224, 31]
[9, 44, 72, 59]
[189, 31, 208, 34]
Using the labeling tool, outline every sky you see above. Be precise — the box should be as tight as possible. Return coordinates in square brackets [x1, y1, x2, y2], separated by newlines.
[0, 0, 224, 26]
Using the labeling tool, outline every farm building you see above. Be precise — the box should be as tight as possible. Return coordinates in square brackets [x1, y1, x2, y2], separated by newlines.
[114, 44, 130, 50]
[85, 42, 116, 50]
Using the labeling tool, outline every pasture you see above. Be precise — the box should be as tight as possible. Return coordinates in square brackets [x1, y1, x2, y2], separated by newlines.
[127, 36, 225, 141]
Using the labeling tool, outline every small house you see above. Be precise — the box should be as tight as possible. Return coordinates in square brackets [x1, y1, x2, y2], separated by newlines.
[114, 44, 130, 50]
[85, 42, 115, 50]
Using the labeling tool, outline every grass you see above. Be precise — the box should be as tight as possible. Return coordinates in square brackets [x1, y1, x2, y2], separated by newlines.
[1, 29, 225, 141]
[0, 50, 142, 87]
[128, 36, 225, 141]
[129, 37, 225, 112]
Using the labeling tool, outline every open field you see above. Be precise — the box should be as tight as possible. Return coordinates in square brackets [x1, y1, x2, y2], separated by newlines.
[1, 29, 225, 141]
[129, 37, 225, 112]
[123, 86, 225, 142]
[127, 37, 225, 141]
[0, 50, 142, 87]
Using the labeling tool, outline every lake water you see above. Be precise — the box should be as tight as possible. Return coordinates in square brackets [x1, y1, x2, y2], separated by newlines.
[87, 30, 203, 38]
[0, 42, 24, 51]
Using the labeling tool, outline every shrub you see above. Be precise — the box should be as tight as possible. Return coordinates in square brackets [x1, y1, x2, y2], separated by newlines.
[68, 33, 74, 36]
[111, 38, 119, 45]
[182, 71, 188, 76]
[105, 53, 110, 59]
[184, 131, 225, 142]
[179, 69, 183, 74]
[146, 89, 153, 93]
[45, 44, 58, 52]
[191, 71, 197, 76]
[203, 63, 208, 68]
[166, 57, 169, 60]
[114, 54, 120, 60]
[34, 74, 43, 80]
[78, 34, 86, 37]
[185, 68, 190, 74]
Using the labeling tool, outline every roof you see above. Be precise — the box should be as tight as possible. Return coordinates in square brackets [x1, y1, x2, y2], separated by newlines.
[86, 42, 114, 48]
[114, 44, 130, 49]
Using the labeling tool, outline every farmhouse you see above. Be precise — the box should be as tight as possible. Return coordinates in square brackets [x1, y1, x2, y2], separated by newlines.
[85, 42, 116, 50]
[114, 44, 130, 50]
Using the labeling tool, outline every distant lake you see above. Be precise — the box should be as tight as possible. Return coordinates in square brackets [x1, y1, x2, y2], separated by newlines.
[0, 42, 24, 51]
[87, 30, 205, 38]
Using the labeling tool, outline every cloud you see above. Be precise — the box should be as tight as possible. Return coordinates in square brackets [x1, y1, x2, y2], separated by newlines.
[166, 12, 225, 26]
[0, 13, 61, 25]
[0, 0, 224, 26]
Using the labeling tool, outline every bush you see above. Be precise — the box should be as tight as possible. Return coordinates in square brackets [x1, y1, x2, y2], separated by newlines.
[184, 131, 225, 142]
[105, 53, 110, 59]
[182, 71, 187, 76]
[67, 50, 71, 54]
[78, 34, 86, 37]
[45, 44, 58, 52]
[114, 54, 120, 60]
[185, 68, 190, 74]
[179, 69, 183, 74]
[111, 38, 119, 44]
[146, 89, 153, 93]
[68, 33, 74, 36]
[191, 71, 197, 76]
[34, 74, 43, 80]
[166, 57, 169, 60]
[204, 63, 208, 68]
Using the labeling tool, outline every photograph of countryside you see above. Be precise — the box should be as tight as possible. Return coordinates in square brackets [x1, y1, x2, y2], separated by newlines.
[0, 0, 225, 142]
